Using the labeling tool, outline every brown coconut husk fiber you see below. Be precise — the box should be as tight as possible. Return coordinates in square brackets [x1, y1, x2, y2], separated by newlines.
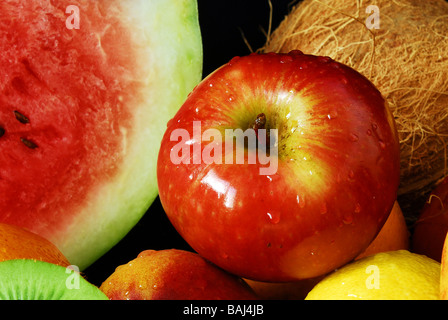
[262, 0, 448, 221]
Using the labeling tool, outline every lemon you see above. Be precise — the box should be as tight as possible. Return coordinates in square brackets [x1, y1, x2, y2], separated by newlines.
[305, 250, 440, 300]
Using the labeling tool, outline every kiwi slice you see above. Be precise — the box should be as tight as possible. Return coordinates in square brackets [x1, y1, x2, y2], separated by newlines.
[0, 259, 108, 300]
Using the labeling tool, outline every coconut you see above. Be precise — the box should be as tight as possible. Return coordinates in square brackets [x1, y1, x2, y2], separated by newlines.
[262, 0, 448, 221]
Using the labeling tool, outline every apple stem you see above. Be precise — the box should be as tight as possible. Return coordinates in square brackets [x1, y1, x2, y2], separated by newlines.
[252, 113, 266, 132]
[251, 113, 269, 150]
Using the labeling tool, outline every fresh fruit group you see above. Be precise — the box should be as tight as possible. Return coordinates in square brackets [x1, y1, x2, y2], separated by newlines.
[0, 259, 108, 300]
[0, 0, 202, 270]
[99, 249, 256, 300]
[412, 176, 448, 262]
[0, 223, 70, 267]
[157, 51, 400, 281]
[305, 250, 441, 300]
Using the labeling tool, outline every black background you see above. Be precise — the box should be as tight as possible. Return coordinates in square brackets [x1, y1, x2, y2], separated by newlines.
[83, 0, 297, 287]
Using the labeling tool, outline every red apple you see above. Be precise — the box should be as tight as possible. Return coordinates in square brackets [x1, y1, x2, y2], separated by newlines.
[157, 51, 400, 282]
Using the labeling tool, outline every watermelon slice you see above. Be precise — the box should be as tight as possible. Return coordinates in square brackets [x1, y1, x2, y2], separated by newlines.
[0, 0, 202, 270]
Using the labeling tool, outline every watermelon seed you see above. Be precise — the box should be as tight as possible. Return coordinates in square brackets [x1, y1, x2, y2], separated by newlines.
[14, 110, 29, 124]
[20, 137, 38, 149]
[0, 127, 4, 138]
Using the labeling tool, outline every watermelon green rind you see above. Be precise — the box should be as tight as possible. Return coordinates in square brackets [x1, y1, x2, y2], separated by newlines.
[0, 0, 202, 270]
[58, 0, 203, 269]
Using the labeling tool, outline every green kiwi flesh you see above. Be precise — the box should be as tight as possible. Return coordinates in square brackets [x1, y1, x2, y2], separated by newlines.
[0, 259, 108, 300]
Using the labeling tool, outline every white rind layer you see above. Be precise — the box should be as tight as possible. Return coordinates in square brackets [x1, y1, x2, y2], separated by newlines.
[55, 0, 203, 269]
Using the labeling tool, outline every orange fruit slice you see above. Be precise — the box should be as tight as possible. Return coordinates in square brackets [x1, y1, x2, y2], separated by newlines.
[0, 223, 70, 266]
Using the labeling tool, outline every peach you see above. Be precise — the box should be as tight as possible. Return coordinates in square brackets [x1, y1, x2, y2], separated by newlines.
[99, 249, 257, 300]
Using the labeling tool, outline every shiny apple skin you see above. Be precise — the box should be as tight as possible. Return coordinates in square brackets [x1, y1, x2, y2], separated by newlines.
[157, 51, 400, 282]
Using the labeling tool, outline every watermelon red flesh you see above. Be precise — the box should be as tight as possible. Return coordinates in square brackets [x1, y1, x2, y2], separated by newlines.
[0, 0, 203, 269]
[0, 1, 137, 227]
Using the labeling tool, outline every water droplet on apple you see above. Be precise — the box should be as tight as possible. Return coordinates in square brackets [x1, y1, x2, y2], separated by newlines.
[349, 133, 359, 142]
[320, 202, 328, 215]
[317, 56, 331, 63]
[280, 55, 293, 63]
[378, 139, 386, 149]
[221, 252, 229, 259]
[228, 95, 235, 102]
[331, 61, 341, 70]
[343, 212, 354, 225]
[347, 170, 355, 181]
[333, 110, 339, 118]
[267, 212, 280, 224]
[228, 56, 240, 66]
[297, 194, 306, 209]
[366, 129, 372, 136]
[327, 110, 338, 120]
[371, 123, 378, 131]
